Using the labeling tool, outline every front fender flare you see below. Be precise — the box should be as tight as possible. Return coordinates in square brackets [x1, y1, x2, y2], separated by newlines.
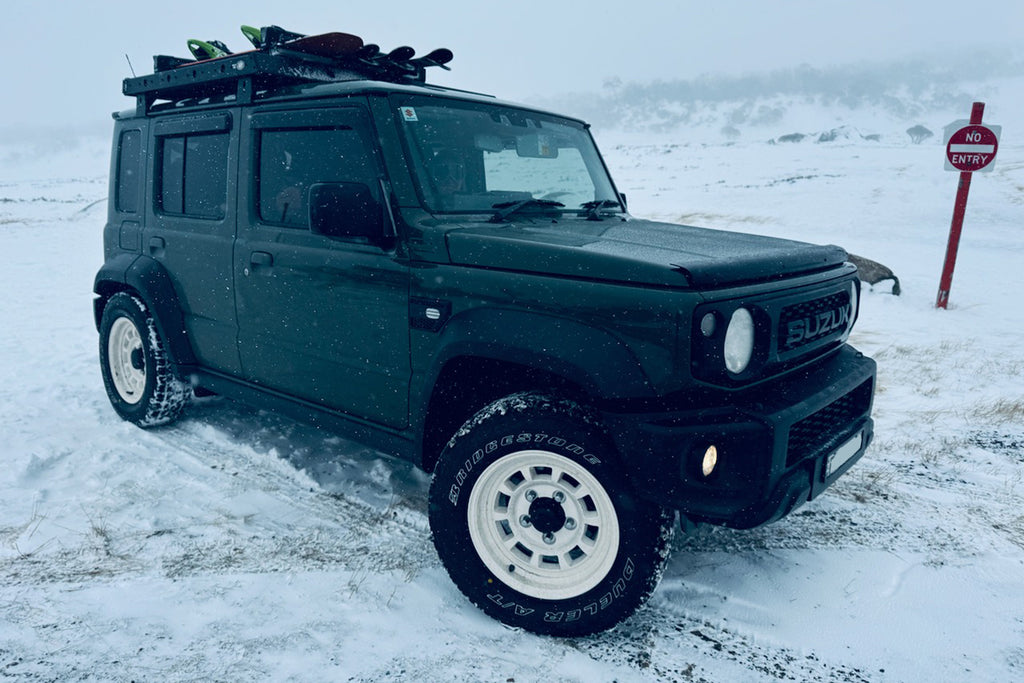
[424, 307, 657, 401]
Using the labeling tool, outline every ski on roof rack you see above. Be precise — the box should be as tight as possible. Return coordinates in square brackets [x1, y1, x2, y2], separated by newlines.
[123, 24, 454, 115]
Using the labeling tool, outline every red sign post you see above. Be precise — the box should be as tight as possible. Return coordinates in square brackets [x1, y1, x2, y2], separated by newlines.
[936, 102, 1000, 309]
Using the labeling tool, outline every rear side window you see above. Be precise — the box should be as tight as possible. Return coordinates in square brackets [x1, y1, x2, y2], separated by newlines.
[257, 127, 377, 228]
[115, 130, 142, 213]
[157, 132, 229, 219]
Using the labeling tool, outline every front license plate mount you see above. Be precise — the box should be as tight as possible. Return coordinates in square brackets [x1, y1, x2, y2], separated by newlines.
[826, 430, 863, 479]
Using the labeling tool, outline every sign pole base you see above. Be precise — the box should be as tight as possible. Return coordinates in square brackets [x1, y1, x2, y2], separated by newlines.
[935, 171, 973, 309]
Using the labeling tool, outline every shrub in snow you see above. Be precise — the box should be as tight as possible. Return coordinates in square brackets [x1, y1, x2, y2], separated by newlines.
[906, 124, 933, 144]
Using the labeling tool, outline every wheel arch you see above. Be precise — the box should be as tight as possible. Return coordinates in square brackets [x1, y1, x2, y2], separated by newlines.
[93, 255, 196, 366]
[415, 308, 657, 473]
[418, 355, 581, 473]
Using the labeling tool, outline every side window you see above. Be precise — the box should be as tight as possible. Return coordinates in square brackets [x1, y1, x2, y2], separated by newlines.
[157, 132, 229, 219]
[160, 136, 185, 214]
[115, 130, 142, 213]
[257, 127, 377, 228]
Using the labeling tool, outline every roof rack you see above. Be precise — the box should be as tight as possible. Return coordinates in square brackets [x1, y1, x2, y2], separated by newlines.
[123, 25, 454, 116]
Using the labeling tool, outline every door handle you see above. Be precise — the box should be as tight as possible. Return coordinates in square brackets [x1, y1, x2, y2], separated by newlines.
[148, 236, 166, 255]
[250, 251, 274, 267]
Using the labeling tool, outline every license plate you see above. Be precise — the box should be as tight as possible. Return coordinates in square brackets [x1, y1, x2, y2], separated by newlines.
[826, 431, 863, 478]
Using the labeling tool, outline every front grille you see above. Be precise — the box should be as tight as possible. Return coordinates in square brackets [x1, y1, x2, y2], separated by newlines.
[778, 290, 851, 354]
[786, 379, 873, 466]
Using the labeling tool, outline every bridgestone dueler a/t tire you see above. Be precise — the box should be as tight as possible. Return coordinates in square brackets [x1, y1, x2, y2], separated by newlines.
[99, 292, 190, 427]
[428, 393, 674, 637]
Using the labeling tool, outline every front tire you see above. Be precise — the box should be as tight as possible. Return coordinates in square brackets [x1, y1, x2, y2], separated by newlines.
[428, 393, 674, 636]
[99, 292, 190, 427]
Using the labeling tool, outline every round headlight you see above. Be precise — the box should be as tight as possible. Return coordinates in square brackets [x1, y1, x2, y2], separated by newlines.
[724, 307, 755, 374]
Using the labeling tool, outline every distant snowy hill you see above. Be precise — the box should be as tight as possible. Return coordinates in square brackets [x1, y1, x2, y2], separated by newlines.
[539, 48, 1024, 145]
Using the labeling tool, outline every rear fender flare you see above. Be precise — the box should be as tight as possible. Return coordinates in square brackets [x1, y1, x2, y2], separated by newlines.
[93, 255, 196, 366]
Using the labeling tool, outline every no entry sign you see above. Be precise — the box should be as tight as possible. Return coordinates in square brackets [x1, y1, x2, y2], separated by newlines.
[944, 123, 1001, 173]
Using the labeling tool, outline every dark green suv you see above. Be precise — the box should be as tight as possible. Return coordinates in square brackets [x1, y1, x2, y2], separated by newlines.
[95, 28, 875, 636]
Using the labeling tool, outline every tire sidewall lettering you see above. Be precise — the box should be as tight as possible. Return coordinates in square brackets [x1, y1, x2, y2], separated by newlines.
[445, 431, 603, 506]
[541, 558, 636, 623]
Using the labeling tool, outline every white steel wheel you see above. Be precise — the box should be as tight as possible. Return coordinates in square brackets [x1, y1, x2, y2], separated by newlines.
[107, 316, 147, 404]
[429, 392, 675, 637]
[467, 449, 619, 600]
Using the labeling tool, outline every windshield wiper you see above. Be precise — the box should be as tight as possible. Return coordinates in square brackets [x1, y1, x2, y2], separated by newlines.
[578, 199, 623, 221]
[489, 199, 565, 223]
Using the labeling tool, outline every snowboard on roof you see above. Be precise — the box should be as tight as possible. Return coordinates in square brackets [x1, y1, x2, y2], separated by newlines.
[179, 25, 364, 67]
[172, 24, 451, 75]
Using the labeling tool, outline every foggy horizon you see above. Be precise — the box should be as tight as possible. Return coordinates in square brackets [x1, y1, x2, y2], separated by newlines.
[4, 0, 1023, 132]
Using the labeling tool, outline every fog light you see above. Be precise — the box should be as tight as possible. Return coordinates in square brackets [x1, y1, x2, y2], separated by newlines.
[701, 445, 719, 478]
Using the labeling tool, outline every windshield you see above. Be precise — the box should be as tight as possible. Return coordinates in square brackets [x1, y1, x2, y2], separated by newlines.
[394, 96, 620, 215]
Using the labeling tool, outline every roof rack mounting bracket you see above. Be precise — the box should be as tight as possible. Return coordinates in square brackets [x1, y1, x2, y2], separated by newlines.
[237, 76, 253, 105]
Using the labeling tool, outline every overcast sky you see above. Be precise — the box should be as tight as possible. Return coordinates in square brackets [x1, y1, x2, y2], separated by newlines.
[4, 0, 1024, 130]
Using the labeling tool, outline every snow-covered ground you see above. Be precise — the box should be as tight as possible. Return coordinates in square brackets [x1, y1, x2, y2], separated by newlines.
[2, 99, 1022, 681]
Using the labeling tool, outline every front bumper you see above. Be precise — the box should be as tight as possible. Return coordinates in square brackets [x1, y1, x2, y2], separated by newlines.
[603, 345, 876, 529]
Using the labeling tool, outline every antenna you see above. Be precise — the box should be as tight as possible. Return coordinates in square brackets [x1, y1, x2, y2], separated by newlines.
[125, 54, 136, 78]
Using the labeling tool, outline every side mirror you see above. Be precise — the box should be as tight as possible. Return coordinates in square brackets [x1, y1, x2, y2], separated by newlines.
[308, 182, 385, 244]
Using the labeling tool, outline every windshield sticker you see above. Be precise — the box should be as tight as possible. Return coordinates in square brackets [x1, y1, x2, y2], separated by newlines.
[400, 107, 419, 122]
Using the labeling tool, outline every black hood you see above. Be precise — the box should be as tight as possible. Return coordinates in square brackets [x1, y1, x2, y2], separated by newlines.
[445, 218, 848, 288]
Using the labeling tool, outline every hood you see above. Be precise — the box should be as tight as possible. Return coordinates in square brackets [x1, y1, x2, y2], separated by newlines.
[444, 218, 848, 288]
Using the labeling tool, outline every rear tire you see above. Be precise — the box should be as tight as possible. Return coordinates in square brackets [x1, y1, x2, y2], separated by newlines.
[428, 393, 674, 636]
[99, 292, 190, 427]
